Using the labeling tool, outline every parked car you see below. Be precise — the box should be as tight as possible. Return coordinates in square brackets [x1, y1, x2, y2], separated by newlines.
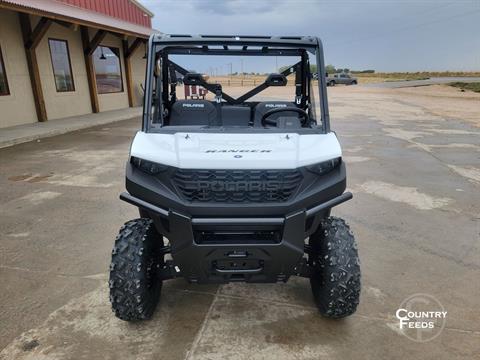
[326, 73, 357, 86]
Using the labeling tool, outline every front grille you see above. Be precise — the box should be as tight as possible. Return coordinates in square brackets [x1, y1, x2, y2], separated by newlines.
[173, 169, 303, 203]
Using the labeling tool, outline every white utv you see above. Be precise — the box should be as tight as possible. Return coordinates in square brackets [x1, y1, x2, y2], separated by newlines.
[109, 34, 361, 321]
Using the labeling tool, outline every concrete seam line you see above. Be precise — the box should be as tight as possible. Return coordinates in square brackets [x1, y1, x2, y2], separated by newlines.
[178, 290, 480, 335]
[181, 288, 318, 311]
[184, 286, 221, 360]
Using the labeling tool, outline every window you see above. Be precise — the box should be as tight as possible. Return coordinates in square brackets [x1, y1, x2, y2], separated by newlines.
[48, 39, 75, 92]
[93, 46, 123, 94]
[0, 46, 9, 96]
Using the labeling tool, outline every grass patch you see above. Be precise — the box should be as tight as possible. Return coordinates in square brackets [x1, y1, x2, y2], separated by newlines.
[384, 77, 430, 82]
[448, 82, 480, 93]
[354, 71, 480, 84]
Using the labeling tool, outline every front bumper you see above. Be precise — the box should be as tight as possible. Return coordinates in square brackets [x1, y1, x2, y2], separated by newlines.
[120, 191, 352, 283]
[122, 161, 350, 283]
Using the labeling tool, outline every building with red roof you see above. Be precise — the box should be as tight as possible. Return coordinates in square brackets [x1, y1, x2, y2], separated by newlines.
[0, 0, 157, 127]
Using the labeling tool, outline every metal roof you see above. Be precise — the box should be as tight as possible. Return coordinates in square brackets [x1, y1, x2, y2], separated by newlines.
[130, 0, 154, 18]
[57, 0, 152, 27]
[0, 0, 156, 38]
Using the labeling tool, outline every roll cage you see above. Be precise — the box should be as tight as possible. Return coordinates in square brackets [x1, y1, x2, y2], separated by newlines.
[142, 34, 331, 133]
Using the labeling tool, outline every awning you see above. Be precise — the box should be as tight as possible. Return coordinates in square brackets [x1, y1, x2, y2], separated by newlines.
[0, 0, 157, 38]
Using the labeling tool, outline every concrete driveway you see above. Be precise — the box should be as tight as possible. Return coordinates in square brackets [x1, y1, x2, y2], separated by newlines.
[0, 86, 479, 359]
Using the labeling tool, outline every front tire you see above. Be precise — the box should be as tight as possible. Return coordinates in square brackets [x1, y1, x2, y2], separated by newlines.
[328, 80, 335, 87]
[309, 217, 361, 318]
[109, 218, 164, 321]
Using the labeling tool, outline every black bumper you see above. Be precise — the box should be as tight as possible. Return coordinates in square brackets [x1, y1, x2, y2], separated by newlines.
[120, 191, 352, 284]
[122, 161, 350, 283]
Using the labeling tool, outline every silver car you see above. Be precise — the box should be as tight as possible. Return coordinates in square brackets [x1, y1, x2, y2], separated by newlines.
[326, 73, 358, 86]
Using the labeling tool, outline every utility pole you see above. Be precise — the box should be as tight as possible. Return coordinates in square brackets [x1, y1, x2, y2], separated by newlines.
[275, 56, 278, 72]
[240, 59, 244, 78]
[227, 62, 233, 78]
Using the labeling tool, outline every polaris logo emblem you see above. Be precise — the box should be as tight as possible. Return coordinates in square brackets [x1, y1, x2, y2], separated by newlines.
[205, 149, 272, 153]
[182, 103, 205, 108]
[191, 181, 284, 193]
[265, 104, 287, 108]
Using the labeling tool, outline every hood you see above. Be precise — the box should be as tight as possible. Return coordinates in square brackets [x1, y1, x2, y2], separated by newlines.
[130, 132, 342, 169]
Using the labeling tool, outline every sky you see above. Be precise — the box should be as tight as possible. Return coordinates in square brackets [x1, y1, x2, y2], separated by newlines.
[138, 0, 480, 73]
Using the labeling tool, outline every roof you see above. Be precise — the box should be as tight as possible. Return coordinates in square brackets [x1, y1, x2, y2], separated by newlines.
[0, 0, 156, 38]
[55, 0, 152, 27]
[130, 0, 154, 18]
[153, 34, 320, 47]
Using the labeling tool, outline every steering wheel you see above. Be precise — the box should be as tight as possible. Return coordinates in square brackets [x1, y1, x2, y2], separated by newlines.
[260, 107, 309, 127]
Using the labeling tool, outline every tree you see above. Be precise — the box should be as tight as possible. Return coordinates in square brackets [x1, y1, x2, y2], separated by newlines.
[325, 64, 336, 74]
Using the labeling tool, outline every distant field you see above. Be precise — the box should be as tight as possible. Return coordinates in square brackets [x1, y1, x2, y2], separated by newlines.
[354, 71, 480, 84]
[448, 81, 480, 93]
[207, 75, 287, 87]
[199, 72, 480, 86]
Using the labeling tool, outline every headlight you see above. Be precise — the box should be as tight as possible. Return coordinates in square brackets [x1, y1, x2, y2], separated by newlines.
[306, 157, 341, 175]
[131, 156, 168, 175]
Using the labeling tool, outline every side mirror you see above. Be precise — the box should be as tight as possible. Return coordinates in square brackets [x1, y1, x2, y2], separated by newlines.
[265, 73, 287, 86]
[183, 73, 205, 85]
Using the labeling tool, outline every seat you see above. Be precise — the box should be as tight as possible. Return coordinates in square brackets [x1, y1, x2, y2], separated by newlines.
[169, 100, 216, 126]
[221, 106, 251, 126]
[253, 101, 299, 127]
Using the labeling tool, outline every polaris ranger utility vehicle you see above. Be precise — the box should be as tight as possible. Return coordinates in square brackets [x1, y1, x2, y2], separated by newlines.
[109, 34, 361, 321]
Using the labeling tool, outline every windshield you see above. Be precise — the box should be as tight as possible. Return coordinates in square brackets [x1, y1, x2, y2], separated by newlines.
[143, 41, 328, 133]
